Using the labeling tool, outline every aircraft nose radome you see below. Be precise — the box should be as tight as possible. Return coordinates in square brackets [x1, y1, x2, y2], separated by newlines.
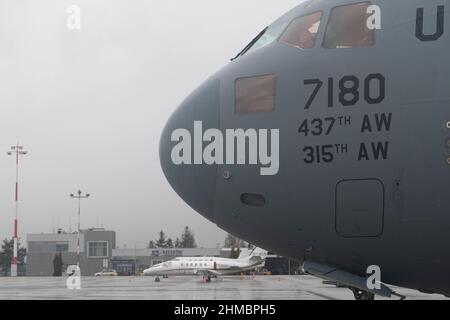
[159, 78, 220, 223]
[143, 268, 151, 275]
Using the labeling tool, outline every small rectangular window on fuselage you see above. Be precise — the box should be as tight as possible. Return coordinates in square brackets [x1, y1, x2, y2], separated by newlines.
[235, 74, 277, 115]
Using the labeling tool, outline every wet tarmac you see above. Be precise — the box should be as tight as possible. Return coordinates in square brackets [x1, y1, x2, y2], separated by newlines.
[0, 275, 447, 300]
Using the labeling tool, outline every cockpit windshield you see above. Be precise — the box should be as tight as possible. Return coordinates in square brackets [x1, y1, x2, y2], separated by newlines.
[246, 22, 289, 53]
[232, 12, 294, 60]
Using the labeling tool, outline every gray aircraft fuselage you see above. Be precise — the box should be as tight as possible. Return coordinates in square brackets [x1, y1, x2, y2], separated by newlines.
[160, 0, 450, 296]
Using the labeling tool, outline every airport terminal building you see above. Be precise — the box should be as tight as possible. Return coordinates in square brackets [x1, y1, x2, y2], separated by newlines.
[26, 228, 116, 276]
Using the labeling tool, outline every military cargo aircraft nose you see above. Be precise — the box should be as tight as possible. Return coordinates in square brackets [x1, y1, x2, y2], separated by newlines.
[159, 78, 220, 223]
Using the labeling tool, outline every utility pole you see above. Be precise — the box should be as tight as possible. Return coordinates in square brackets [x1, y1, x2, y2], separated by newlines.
[70, 190, 90, 267]
[7, 144, 28, 277]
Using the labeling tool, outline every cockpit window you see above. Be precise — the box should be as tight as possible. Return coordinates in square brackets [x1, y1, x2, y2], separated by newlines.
[279, 12, 323, 49]
[323, 2, 374, 49]
[245, 23, 287, 53]
[232, 13, 294, 60]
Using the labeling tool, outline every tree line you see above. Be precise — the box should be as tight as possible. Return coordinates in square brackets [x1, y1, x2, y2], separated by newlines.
[0, 238, 27, 276]
[148, 226, 197, 249]
[223, 234, 255, 258]
[147, 228, 254, 258]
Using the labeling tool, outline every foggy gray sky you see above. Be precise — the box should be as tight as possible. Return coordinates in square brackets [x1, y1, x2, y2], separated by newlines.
[0, 0, 301, 248]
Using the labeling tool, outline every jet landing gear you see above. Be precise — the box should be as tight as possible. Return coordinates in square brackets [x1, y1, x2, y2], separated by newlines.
[203, 275, 212, 283]
[349, 287, 406, 300]
[350, 288, 375, 301]
[303, 262, 407, 301]
[155, 276, 161, 282]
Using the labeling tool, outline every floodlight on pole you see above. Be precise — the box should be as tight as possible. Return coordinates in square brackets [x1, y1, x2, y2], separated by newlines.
[70, 190, 90, 268]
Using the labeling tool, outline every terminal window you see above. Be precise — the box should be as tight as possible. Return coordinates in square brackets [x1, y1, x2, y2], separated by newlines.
[88, 241, 108, 258]
[29, 241, 69, 253]
[56, 242, 69, 253]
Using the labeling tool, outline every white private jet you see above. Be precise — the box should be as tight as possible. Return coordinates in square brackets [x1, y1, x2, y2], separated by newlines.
[143, 248, 267, 282]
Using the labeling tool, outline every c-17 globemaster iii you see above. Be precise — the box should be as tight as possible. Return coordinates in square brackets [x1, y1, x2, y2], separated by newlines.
[159, 0, 450, 299]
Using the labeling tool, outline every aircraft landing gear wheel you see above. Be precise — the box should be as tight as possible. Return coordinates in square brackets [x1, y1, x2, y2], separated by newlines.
[206, 276, 212, 283]
[351, 288, 375, 300]
[163, 275, 169, 279]
[155, 277, 161, 282]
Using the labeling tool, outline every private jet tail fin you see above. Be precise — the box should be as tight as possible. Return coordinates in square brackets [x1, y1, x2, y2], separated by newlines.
[240, 247, 268, 262]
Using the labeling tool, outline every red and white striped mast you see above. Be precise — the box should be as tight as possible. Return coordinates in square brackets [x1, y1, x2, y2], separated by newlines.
[7, 144, 27, 277]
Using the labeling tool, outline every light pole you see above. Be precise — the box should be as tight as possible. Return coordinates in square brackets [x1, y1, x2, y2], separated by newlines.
[7, 144, 28, 277]
[70, 190, 90, 267]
